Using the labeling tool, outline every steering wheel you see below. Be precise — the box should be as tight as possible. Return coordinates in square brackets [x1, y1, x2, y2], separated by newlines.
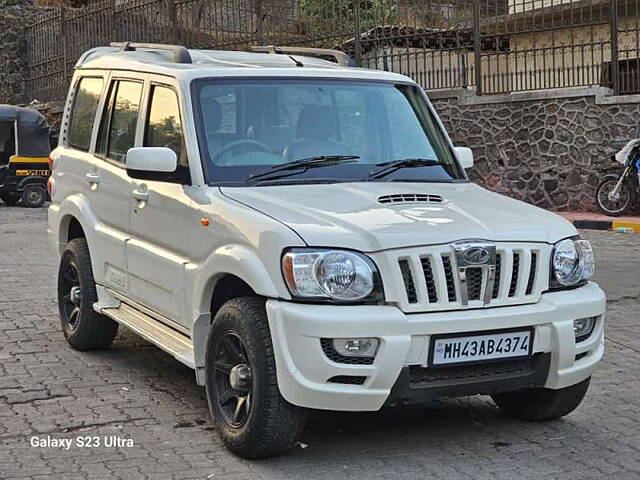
[212, 139, 272, 165]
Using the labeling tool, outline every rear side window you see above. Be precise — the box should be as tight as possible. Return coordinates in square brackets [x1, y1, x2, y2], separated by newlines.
[96, 80, 143, 163]
[68, 77, 104, 151]
[144, 85, 186, 164]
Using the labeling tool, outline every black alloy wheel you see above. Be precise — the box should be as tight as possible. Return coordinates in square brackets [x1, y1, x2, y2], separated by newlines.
[60, 261, 82, 332]
[212, 332, 254, 428]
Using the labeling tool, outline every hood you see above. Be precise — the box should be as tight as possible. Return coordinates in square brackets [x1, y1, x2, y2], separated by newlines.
[220, 182, 577, 252]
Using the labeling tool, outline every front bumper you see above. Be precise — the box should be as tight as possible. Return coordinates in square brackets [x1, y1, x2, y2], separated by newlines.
[266, 282, 606, 411]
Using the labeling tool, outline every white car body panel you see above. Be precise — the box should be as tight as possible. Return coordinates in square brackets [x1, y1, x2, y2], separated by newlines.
[48, 46, 607, 410]
[220, 182, 578, 251]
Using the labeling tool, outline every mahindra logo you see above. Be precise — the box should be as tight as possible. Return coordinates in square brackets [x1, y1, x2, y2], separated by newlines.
[452, 241, 496, 267]
[451, 240, 497, 306]
[463, 247, 491, 265]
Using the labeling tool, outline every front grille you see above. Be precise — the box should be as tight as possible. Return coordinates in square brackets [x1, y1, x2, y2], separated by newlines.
[388, 243, 549, 313]
[442, 255, 457, 302]
[399, 259, 417, 304]
[492, 254, 502, 298]
[320, 339, 375, 365]
[526, 252, 537, 295]
[420, 257, 438, 303]
[409, 356, 538, 386]
[328, 376, 367, 385]
[466, 267, 483, 301]
[509, 252, 520, 297]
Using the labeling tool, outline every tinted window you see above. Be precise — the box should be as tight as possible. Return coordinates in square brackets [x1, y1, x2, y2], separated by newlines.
[108, 82, 142, 163]
[95, 82, 117, 158]
[144, 86, 186, 164]
[68, 77, 104, 151]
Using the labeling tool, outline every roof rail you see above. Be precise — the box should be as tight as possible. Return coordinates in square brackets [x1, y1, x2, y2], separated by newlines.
[110, 42, 192, 64]
[250, 45, 354, 67]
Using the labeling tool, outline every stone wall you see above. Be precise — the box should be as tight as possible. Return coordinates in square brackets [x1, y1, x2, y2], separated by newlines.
[430, 87, 640, 211]
[0, 0, 37, 104]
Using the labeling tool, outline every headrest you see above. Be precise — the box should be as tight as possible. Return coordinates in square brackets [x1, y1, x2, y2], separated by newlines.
[296, 105, 336, 141]
[202, 98, 222, 133]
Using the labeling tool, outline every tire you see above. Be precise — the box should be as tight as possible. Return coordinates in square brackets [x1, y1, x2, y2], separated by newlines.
[21, 184, 46, 208]
[205, 297, 307, 459]
[491, 377, 591, 421]
[595, 176, 633, 216]
[57, 238, 118, 350]
[0, 193, 20, 206]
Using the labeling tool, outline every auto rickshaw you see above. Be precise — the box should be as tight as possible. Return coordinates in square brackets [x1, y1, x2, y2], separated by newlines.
[0, 105, 53, 208]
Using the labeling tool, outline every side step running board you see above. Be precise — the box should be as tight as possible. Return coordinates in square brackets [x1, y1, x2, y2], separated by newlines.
[102, 302, 195, 369]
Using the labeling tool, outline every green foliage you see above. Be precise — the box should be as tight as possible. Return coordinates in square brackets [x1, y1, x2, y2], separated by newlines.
[298, 0, 399, 31]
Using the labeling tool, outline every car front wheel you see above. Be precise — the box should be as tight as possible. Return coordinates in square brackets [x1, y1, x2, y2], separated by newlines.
[491, 377, 591, 421]
[205, 297, 307, 459]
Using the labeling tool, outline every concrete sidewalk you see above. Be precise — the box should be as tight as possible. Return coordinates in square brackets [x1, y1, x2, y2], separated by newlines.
[560, 212, 640, 233]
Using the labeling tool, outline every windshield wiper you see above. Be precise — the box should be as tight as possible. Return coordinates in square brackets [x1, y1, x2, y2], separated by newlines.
[367, 158, 448, 180]
[247, 155, 360, 182]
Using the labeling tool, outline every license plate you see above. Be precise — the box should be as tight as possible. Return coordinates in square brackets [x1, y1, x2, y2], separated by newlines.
[430, 329, 533, 366]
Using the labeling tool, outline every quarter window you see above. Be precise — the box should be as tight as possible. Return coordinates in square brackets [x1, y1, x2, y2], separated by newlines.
[68, 77, 104, 151]
[144, 86, 186, 164]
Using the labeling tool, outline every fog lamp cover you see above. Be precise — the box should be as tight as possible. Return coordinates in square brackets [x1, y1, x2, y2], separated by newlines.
[332, 338, 379, 358]
[573, 317, 596, 341]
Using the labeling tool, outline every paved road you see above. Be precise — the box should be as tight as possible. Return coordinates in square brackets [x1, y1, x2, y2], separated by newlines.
[1, 205, 639, 480]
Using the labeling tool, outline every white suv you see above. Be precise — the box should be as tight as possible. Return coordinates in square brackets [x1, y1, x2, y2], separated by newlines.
[48, 43, 606, 458]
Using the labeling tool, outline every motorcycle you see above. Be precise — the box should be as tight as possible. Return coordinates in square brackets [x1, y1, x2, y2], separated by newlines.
[595, 139, 640, 216]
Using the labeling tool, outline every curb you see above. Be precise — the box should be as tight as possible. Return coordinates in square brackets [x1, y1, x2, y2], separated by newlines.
[569, 219, 640, 233]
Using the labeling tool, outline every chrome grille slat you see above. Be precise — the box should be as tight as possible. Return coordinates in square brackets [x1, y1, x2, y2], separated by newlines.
[388, 243, 549, 313]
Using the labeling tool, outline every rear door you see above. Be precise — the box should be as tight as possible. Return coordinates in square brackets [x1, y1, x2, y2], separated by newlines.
[89, 76, 144, 294]
[59, 75, 131, 290]
[126, 79, 193, 325]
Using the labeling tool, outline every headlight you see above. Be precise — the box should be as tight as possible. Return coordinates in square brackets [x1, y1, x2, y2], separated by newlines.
[551, 238, 595, 287]
[282, 249, 383, 302]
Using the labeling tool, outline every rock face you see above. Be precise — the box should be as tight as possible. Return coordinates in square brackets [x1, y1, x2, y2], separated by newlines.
[431, 92, 640, 211]
[0, 0, 40, 105]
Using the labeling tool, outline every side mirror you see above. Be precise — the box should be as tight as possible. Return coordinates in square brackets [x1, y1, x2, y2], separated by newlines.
[454, 146, 474, 169]
[126, 147, 178, 182]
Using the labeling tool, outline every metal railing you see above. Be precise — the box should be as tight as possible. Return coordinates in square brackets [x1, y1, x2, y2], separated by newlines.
[24, 0, 640, 103]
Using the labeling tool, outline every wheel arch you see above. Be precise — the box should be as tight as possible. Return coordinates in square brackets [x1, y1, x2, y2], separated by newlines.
[55, 195, 99, 267]
[17, 176, 48, 191]
[191, 245, 288, 385]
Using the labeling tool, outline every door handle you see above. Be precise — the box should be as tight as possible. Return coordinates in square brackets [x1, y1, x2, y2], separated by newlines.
[132, 188, 149, 202]
[86, 172, 100, 185]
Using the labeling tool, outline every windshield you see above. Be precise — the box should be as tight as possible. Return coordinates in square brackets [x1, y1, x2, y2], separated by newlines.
[192, 79, 465, 185]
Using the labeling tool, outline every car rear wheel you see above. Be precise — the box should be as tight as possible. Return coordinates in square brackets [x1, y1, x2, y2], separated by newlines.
[205, 297, 307, 459]
[58, 238, 118, 350]
[491, 377, 590, 421]
[21, 184, 47, 208]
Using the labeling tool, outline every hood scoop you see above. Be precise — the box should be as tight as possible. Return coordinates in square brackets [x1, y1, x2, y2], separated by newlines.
[378, 193, 446, 205]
